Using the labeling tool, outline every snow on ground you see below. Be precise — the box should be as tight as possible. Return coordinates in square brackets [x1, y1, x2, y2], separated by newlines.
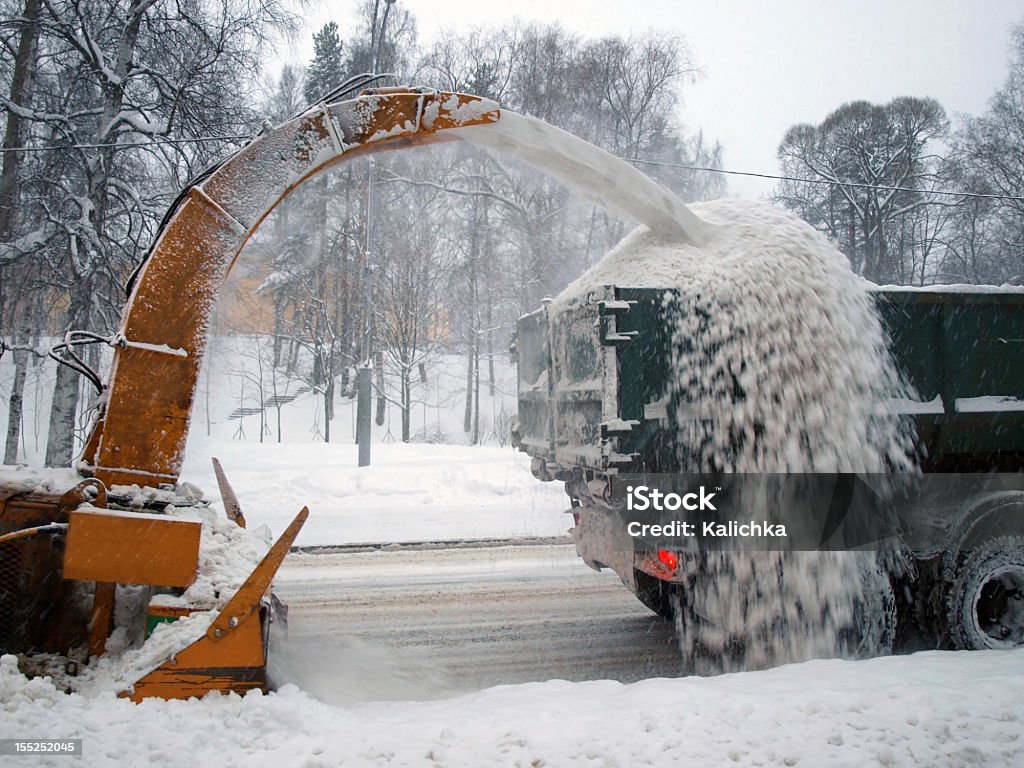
[5, 209, 1024, 764]
[180, 440, 571, 547]
[175, 343, 570, 546]
[3, 649, 1022, 767]
[2, 343, 569, 546]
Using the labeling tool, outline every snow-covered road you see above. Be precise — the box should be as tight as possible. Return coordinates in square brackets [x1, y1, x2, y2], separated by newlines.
[4, 446, 1024, 765]
[269, 543, 683, 702]
[5, 643, 1022, 767]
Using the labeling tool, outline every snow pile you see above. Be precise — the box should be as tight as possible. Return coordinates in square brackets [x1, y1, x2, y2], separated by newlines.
[153, 505, 272, 609]
[108, 480, 205, 508]
[71, 610, 219, 696]
[0, 464, 83, 496]
[559, 199, 917, 669]
[180, 442, 570, 547]
[2, 649, 1022, 767]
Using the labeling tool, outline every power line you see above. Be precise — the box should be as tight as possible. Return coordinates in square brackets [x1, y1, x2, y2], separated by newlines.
[0, 135, 251, 153]
[626, 157, 1024, 202]
[2, 132, 1022, 203]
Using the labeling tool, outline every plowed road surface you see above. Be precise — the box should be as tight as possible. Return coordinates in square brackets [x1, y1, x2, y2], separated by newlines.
[270, 542, 686, 704]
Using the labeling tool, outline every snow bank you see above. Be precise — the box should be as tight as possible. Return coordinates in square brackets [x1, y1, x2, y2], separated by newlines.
[181, 441, 570, 546]
[3, 649, 1022, 767]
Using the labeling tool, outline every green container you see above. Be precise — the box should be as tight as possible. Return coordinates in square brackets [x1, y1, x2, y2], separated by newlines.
[515, 286, 1024, 476]
[876, 289, 1024, 470]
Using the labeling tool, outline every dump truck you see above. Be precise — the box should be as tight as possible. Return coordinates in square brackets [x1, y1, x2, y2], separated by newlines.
[513, 283, 1024, 654]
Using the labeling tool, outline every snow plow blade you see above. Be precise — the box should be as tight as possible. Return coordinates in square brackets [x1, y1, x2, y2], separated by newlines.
[122, 507, 308, 702]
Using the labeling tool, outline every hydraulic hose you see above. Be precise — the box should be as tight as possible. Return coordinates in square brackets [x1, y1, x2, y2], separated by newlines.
[0, 522, 69, 545]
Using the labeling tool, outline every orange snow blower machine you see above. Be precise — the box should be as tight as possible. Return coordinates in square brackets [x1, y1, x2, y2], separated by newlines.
[0, 85, 510, 700]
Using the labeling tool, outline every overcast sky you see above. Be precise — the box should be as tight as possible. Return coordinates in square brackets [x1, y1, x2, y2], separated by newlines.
[281, 1, 1023, 199]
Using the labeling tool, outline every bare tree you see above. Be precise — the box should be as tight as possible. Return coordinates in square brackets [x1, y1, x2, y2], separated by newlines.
[0, 0, 296, 465]
[954, 20, 1024, 280]
[776, 97, 949, 282]
[1, 0, 46, 462]
[374, 186, 451, 441]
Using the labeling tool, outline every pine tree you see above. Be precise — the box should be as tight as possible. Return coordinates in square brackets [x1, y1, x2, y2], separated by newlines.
[304, 22, 345, 103]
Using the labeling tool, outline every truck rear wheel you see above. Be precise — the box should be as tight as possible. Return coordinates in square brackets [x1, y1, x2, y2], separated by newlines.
[632, 569, 675, 619]
[948, 535, 1024, 650]
[635, 553, 896, 669]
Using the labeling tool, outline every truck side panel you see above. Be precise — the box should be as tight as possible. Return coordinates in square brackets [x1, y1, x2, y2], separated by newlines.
[517, 287, 1024, 476]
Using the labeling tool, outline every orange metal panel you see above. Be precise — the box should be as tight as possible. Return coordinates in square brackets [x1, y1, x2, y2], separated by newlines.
[123, 609, 266, 701]
[207, 507, 307, 642]
[93, 190, 248, 488]
[122, 506, 308, 699]
[63, 508, 200, 587]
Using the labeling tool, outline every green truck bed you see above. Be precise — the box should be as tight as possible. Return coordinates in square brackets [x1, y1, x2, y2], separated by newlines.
[514, 286, 1024, 475]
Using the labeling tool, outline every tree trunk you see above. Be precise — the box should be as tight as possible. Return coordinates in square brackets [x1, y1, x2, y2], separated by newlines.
[272, 293, 285, 368]
[487, 299, 495, 397]
[0, 0, 41, 241]
[401, 367, 411, 442]
[464, 193, 480, 437]
[473, 337, 481, 445]
[0, 0, 42, 367]
[4, 342, 29, 464]
[45, 362, 80, 467]
[323, 377, 333, 443]
[463, 347, 474, 435]
[374, 351, 385, 426]
[271, 197, 289, 368]
[45, 285, 93, 467]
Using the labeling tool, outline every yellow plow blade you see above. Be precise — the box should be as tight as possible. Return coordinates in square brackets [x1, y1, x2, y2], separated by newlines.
[123, 507, 308, 702]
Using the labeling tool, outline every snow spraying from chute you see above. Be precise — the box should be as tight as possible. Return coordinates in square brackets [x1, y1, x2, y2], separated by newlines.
[456, 110, 713, 244]
[560, 199, 916, 474]
[548, 193, 918, 671]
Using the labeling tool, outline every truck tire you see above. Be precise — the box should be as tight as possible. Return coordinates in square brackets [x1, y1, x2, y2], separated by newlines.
[631, 571, 711, 674]
[840, 557, 897, 658]
[632, 569, 675, 619]
[947, 535, 1024, 650]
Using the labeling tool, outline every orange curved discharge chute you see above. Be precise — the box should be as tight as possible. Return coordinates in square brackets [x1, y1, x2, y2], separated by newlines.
[81, 89, 501, 488]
